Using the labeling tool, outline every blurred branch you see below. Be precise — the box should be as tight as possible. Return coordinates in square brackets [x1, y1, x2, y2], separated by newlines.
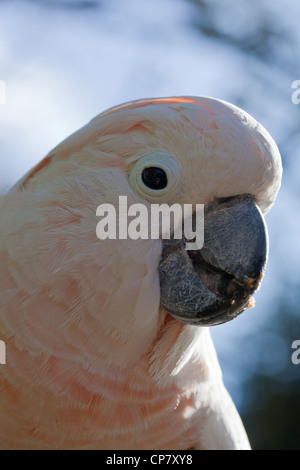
[16, 0, 102, 9]
[241, 299, 300, 449]
[243, 376, 300, 449]
[187, 0, 297, 75]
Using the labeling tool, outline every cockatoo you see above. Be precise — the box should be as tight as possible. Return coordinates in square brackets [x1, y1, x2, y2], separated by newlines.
[0, 96, 282, 450]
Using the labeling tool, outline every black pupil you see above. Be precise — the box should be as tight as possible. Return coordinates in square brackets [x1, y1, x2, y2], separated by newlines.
[142, 167, 168, 190]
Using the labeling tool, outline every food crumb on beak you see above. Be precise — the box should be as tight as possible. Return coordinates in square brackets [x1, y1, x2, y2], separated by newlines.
[245, 278, 255, 289]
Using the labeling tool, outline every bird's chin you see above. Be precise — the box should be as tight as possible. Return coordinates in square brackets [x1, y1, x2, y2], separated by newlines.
[159, 194, 267, 327]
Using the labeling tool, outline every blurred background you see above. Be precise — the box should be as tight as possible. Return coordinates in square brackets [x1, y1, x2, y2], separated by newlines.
[0, 0, 300, 450]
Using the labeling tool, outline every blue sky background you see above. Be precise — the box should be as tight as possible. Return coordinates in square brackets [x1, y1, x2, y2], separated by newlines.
[1, 0, 300, 448]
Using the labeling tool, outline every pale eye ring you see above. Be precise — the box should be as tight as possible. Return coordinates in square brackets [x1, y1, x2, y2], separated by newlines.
[129, 153, 182, 203]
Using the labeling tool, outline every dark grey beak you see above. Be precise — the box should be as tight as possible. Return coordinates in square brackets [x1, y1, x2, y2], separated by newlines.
[159, 194, 268, 326]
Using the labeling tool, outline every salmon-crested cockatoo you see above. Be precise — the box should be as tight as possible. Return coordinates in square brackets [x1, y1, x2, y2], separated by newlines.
[0, 96, 282, 450]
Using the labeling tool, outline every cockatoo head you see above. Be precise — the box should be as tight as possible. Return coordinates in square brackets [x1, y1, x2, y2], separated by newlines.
[11, 96, 282, 368]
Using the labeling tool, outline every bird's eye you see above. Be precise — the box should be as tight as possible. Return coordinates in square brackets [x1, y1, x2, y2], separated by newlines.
[129, 153, 182, 203]
[141, 167, 168, 190]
